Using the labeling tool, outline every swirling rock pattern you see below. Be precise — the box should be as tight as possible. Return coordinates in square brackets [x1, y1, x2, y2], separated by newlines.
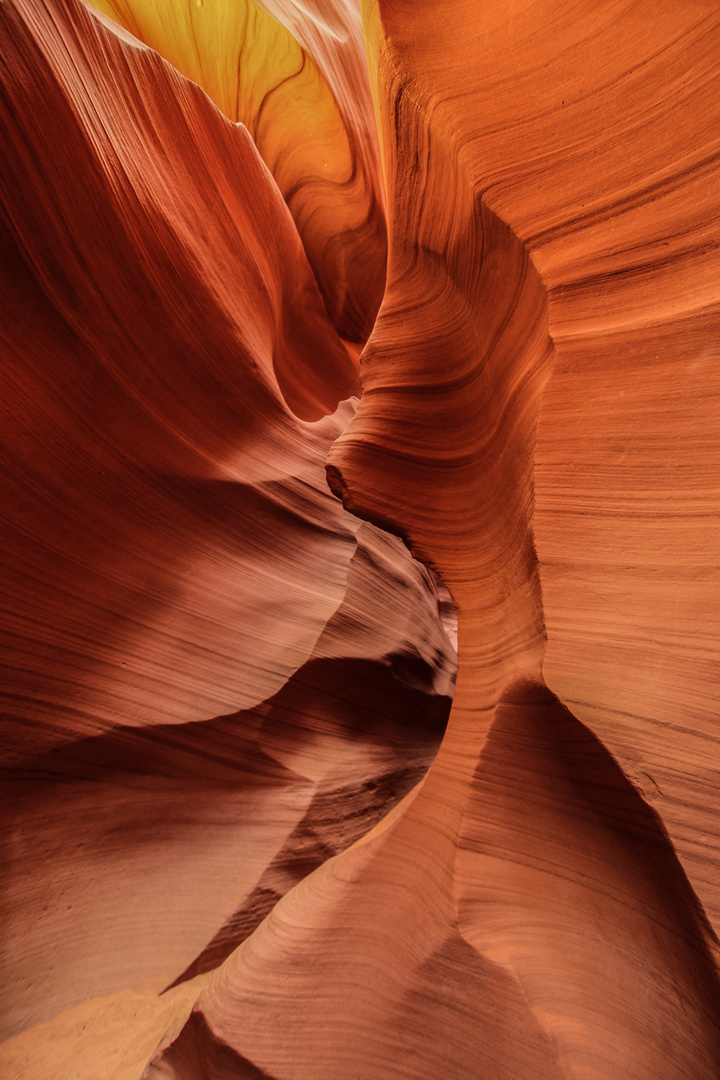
[147, 0, 720, 1078]
[1, 0, 719, 1077]
[88, 0, 387, 341]
[0, 0, 452, 1052]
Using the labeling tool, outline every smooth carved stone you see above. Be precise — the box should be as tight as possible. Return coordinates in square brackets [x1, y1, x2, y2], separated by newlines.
[1, 0, 359, 765]
[146, 685, 720, 1079]
[87, 0, 387, 342]
[1, 0, 719, 1076]
[2, 651, 451, 1038]
[151, 0, 720, 1077]
[0, 0, 453, 1046]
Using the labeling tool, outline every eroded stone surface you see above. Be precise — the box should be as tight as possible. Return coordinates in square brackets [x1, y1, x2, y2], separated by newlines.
[0, 0, 452, 1046]
[1, 0, 718, 1077]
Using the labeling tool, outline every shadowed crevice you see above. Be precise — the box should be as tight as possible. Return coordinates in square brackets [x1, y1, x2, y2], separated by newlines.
[146, 1010, 279, 1080]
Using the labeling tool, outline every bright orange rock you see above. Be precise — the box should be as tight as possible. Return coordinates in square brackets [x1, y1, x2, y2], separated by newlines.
[0, 0, 451, 1044]
[88, 0, 387, 341]
[1, 0, 719, 1076]
[147, 0, 720, 1077]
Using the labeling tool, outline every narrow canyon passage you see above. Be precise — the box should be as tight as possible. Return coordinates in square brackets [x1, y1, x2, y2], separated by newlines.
[1, 0, 718, 1077]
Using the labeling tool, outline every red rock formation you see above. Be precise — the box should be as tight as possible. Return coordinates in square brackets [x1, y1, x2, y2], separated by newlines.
[88, 0, 387, 342]
[144, 1, 720, 1078]
[0, 0, 452, 1049]
[1, 0, 719, 1077]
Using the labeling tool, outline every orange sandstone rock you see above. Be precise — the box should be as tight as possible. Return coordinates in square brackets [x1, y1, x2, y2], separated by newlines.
[148, 0, 720, 1077]
[88, 0, 387, 341]
[0, 0, 451, 1044]
[1, 0, 719, 1076]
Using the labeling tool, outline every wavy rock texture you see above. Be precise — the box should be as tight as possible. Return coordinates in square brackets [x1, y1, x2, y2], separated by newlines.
[88, 0, 387, 342]
[0, 0, 453, 1053]
[144, 1, 720, 1079]
[1, 0, 719, 1078]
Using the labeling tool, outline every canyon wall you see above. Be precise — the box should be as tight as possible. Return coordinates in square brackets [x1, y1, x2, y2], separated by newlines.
[1, 0, 718, 1077]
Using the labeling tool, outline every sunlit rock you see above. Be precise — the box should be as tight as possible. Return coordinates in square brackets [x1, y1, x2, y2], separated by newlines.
[88, 0, 387, 341]
[1, 0, 718, 1077]
[0, 0, 451, 1051]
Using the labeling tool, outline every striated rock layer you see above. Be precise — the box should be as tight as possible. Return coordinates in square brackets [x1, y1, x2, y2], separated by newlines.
[147, 1, 720, 1079]
[0, 0, 453, 1047]
[1, 0, 719, 1077]
[87, 0, 387, 342]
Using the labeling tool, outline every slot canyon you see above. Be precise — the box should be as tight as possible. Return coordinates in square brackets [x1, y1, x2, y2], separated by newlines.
[1, 0, 719, 1077]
